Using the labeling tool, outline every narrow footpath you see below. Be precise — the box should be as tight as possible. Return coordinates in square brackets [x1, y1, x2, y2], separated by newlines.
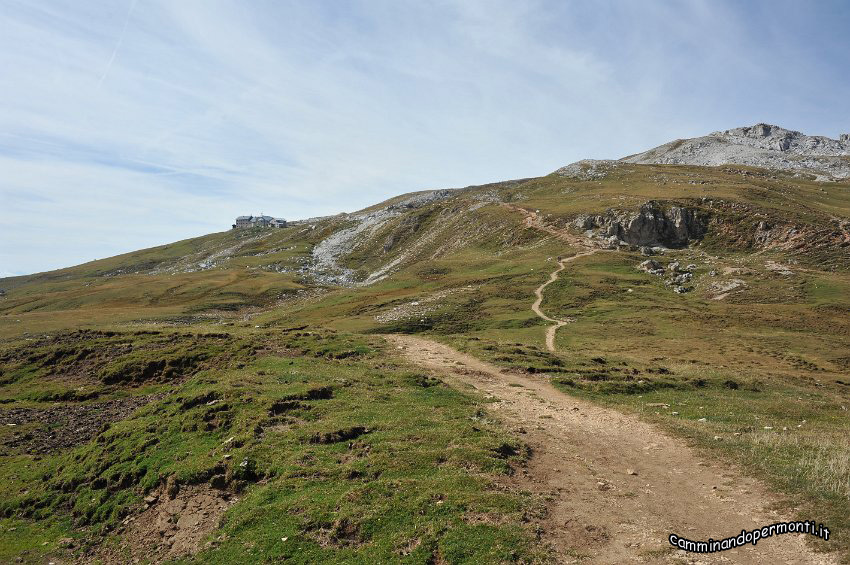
[531, 251, 595, 351]
[503, 203, 598, 352]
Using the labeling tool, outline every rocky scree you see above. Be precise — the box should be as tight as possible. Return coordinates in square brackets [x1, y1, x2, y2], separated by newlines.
[637, 259, 698, 294]
[310, 190, 454, 286]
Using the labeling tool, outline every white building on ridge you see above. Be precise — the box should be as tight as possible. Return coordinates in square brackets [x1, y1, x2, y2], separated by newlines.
[233, 214, 287, 229]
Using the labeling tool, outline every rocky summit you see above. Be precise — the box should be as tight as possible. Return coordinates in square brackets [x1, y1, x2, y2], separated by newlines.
[621, 123, 850, 180]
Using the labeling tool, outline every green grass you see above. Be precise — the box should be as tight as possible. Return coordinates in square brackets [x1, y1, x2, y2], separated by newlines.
[2, 162, 850, 561]
[0, 329, 546, 564]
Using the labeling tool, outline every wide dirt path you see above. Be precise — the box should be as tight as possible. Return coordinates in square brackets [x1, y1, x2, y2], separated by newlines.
[386, 334, 836, 565]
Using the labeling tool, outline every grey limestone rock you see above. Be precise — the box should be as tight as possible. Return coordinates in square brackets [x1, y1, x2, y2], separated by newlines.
[578, 201, 708, 248]
[637, 259, 664, 275]
[620, 123, 850, 180]
[671, 272, 692, 285]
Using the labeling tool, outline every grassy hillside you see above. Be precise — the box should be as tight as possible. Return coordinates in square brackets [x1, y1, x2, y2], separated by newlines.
[2, 162, 849, 562]
[0, 328, 546, 563]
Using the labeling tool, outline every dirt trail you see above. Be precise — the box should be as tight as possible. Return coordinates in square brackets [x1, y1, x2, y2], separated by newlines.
[505, 203, 598, 352]
[531, 252, 595, 351]
[505, 203, 589, 246]
[387, 335, 836, 565]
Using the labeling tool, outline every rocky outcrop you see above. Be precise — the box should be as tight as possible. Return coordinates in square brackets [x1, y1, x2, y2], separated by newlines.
[387, 190, 452, 211]
[621, 123, 850, 180]
[555, 159, 620, 180]
[574, 201, 708, 248]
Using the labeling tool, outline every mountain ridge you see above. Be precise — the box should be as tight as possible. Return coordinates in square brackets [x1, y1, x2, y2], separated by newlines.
[619, 122, 850, 180]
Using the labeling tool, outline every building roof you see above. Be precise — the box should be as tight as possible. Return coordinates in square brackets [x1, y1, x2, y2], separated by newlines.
[234, 215, 285, 224]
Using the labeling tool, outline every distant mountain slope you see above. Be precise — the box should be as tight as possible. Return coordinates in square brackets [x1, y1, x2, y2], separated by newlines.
[621, 123, 850, 180]
[3, 161, 849, 338]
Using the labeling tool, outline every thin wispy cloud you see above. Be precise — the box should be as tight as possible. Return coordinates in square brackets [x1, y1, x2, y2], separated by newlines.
[96, 0, 137, 88]
[0, 0, 848, 276]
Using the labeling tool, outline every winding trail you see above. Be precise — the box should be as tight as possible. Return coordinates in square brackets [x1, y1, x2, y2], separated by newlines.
[504, 203, 598, 352]
[387, 335, 836, 564]
[532, 252, 595, 351]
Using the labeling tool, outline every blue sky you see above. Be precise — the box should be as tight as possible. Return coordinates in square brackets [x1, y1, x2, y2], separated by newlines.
[1, 0, 848, 276]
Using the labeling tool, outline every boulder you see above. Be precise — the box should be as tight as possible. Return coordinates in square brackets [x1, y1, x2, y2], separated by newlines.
[637, 259, 664, 275]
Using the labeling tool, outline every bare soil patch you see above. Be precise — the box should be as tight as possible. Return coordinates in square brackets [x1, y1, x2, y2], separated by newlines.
[86, 484, 237, 563]
[0, 395, 156, 454]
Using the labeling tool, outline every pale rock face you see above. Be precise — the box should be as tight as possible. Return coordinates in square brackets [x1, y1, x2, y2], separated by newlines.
[575, 201, 708, 248]
[620, 123, 850, 180]
[311, 189, 453, 285]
